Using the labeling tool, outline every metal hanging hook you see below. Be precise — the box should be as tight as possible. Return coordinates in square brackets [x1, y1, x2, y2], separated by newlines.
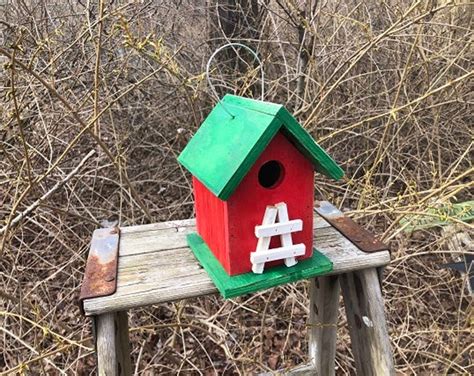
[205, 42, 265, 117]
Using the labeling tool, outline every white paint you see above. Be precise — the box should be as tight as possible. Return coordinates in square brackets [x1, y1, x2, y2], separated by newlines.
[250, 244, 305, 264]
[250, 202, 304, 274]
[362, 316, 374, 327]
[277, 203, 298, 267]
[284, 256, 298, 267]
[252, 206, 278, 273]
[255, 219, 303, 237]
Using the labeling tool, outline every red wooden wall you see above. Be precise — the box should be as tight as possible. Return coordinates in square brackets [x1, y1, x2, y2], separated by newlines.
[193, 132, 314, 276]
[193, 176, 230, 271]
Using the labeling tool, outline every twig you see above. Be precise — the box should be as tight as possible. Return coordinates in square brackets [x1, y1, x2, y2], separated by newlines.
[0, 327, 67, 375]
[319, 69, 473, 143]
[0, 46, 179, 222]
[93, 0, 105, 138]
[0, 150, 96, 238]
[9, 33, 33, 185]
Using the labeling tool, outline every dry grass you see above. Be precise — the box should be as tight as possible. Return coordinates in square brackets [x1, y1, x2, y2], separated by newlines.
[0, 0, 472, 374]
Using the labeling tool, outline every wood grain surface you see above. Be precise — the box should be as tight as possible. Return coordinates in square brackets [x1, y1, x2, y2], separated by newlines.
[82, 215, 390, 316]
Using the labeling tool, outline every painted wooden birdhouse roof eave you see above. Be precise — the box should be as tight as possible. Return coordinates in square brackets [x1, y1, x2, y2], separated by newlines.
[178, 95, 344, 200]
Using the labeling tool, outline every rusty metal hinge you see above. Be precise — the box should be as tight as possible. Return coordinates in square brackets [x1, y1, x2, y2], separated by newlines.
[315, 201, 389, 253]
[79, 226, 120, 314]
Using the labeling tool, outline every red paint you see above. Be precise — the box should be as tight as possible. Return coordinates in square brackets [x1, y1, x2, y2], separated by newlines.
[193, 132, 314, 276]
[193, 176, 229, 271]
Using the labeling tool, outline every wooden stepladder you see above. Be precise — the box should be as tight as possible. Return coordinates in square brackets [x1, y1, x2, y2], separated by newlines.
[251, 202, 306, 274]
[80, 202, 395, 375]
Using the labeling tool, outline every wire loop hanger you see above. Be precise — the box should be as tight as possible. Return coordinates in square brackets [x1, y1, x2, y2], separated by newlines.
[205, 42, 265, 117]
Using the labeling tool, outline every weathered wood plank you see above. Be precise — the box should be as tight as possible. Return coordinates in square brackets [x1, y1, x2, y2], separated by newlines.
[95, 313, 117, 375]
[340, 268, 394, 376]
[308, 275, 340, 376]
[83, 215, 390, 316]
[94, 311, 132, 376]
[119, 217, 330, 257]
[115, 311, 132, 376]
[120, 218, 196, 234]
[285, 364, 317, 375]
[259, 363, 317, 375]
[121, 216, 330, 235]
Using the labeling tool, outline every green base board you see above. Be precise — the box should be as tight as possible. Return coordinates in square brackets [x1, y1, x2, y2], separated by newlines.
[187, 232, 333, 299]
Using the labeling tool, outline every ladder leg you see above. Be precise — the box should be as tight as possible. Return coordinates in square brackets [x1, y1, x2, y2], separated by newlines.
[340, 268, 394, 376]
[94, 311, 132, 375]
[308, 275, 340, 376]
[116, 311, 132, 375]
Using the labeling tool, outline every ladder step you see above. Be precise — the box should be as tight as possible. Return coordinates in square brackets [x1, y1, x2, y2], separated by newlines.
[250, 244, 305, 264]
[255, 219, 303, 237]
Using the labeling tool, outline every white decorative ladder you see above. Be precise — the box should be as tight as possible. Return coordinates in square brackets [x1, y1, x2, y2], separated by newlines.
[250, 202, 306, 274]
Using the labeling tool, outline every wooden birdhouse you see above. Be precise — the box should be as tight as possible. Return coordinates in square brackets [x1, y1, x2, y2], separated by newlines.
[178, 95, 344, 276]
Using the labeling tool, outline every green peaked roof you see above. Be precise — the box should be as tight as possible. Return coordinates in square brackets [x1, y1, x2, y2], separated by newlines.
[178, 94, 344, 200]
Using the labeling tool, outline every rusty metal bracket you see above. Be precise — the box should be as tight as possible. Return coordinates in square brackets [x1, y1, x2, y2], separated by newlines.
[79, 226, 120, 314]
[315, 201, 389, 253]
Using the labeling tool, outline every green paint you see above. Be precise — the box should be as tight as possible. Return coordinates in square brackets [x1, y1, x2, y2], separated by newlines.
[178, 95, 344, 200]
[277, 109, 344, 181]
[399, 201, 474, 233]
[187, 232, 333, 298]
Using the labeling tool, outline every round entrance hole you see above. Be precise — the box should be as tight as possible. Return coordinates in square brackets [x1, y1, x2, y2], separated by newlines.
[258, 160, 284, 188]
